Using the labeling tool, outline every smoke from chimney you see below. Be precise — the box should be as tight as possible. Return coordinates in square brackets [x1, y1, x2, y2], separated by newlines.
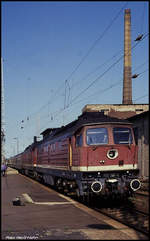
[122, 9, 132, 104]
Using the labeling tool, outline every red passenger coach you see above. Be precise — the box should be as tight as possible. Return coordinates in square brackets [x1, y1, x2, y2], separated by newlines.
[8, 112, 141, 200]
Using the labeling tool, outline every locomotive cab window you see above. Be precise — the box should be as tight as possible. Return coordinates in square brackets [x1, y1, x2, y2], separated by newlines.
[113, 127, 133, 144]
[86, 128, 108, 145]
[76, 134, 83, 147]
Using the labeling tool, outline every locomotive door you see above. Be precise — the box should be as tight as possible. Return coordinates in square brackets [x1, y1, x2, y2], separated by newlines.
[69, 138, 72, 169]
[32, 147, 37, 167]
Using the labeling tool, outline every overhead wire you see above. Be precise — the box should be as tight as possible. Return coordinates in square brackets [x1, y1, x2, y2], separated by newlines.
[50, 30, 149, 124]
[68, 33, 149, 106]
[8, 31, 149, 141]
[8, 6, 148, 152]
[11, 67, 149, 153]
[38, 61, 148, 134]
[20, 31, 149, 137]
[21, 1, 128, 124]
[44, 66, 149, 128]
[70, 48, 123, 90]
[132, 60, 148, 72]
[22, 62, 149, 142]
[65, 68, 149, 109]
[9, 67, 149, 154]
[133, 94, 148, 102]
[65, 2, 128, 84]
[25, 81, 64, 120]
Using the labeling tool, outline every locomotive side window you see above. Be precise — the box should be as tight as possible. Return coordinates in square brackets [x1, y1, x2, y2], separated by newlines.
[86, 128, 108, 145]
[113, 127, 133, 144]
[76, 134, 83, 147]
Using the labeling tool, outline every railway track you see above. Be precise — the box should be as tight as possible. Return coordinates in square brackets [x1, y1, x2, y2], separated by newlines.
[19, 172, 149, 237]
[94, 206, 148, 235]
[86, 195, 149, 236]
[67, 189, 149, 236]
[130, 191, 149, 214]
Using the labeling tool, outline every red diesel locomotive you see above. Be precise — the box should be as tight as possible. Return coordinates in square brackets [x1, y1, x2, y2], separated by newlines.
[8, 112, 141, 200]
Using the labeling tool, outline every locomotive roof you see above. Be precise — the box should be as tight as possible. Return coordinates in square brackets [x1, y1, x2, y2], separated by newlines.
[20, 112, 132, 151]
[40, 128, 61, 137]
[50, 112, 132, 138]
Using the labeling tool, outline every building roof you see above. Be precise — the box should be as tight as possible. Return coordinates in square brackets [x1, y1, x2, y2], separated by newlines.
[82, 104, 149, 119]
[127, 110, 149, 121]
[108, 109, 137, 119]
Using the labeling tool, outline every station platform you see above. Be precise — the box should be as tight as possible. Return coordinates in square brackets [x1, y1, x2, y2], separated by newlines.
[1, 168, 148, 240]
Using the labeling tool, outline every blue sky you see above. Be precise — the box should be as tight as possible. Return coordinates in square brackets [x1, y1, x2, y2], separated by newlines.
[2, 1, 149, 157]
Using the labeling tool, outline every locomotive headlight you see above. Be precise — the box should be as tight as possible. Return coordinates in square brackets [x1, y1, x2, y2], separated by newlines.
[107, 149, 118, 159]
[91, 181, 102, 193]
[130, 179, 141, 191]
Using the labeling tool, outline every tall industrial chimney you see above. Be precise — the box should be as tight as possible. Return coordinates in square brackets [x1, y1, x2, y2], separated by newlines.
[122, 9, 132, 104]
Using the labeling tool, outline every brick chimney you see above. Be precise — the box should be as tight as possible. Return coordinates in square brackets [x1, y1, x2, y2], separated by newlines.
[122, 9, 132, 104]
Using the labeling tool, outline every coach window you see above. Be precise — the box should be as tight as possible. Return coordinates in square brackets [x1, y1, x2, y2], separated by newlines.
[76, 134, 83, 147]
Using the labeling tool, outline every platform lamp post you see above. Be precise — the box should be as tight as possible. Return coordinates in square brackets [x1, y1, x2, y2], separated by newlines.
[13, 137, 19, 154]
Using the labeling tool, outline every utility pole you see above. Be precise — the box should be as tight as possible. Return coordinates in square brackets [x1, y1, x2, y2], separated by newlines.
[1, 57, 5, 162]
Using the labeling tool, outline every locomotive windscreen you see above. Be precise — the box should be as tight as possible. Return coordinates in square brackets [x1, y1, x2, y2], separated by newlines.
[86, 128, 108, 145]
[113, 127, 133, 144]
